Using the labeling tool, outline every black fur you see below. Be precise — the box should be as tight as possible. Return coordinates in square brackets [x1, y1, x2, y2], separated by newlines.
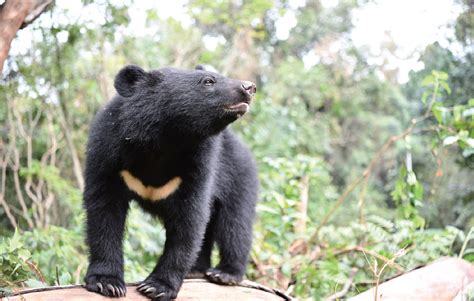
[83, 65, 258, 300]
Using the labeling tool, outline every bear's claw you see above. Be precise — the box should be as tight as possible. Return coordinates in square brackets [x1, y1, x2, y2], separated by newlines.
[144, 286, 156, 294]
[137, 278, 177, 301]
[85, 275, 127, 297]
[205, 268, 242, 285]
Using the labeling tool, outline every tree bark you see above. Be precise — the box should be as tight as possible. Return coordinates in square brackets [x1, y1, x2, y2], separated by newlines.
[0, 0, 52, 75]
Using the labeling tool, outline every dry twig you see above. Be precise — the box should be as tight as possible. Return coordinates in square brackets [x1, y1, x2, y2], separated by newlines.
[325, 268, 358, 301]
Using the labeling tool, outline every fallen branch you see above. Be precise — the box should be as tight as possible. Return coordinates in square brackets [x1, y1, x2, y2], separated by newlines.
[332, 245, 405, 273]
[325, 267, 358, 301]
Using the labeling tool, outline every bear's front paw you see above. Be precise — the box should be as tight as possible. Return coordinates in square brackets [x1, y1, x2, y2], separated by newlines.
[137, 278, 178, 301]
[205, 268, 242, 285]
[85, 274, 126, 297]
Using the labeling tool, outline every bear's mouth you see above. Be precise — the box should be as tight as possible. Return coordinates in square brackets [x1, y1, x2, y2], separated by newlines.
[226, 102, 249, 112]
[224, 99, 251, 115]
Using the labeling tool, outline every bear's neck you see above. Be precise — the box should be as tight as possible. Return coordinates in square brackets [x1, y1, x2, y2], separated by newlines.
[129, 130, 220, 155]
[160, 132, 215, 151]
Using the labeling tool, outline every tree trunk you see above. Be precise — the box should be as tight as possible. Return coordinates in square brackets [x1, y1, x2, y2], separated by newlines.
[0, 0, 52, 75]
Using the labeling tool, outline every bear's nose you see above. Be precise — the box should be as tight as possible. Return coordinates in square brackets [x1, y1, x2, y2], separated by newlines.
[241, 81, 257, 96]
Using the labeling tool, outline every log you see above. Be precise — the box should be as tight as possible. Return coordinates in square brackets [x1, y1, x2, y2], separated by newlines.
[2, 279, 293, 301]
[349, 257, 474, 301]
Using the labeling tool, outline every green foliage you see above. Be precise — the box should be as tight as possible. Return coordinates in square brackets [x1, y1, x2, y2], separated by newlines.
[20, 160, 82, 211]
[316, 218, 459, 298]
[20, 225, 86, 286]
[0, 205, 166, 288]
[392, 165, 425, 228]
[432, 87, 474, 157]
[189, 0, 274, 31]
[255, 155, 335, 248]
[0, 230, 35, 290]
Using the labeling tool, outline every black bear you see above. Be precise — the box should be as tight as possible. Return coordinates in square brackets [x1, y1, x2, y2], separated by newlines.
[83, 64, 259, 300]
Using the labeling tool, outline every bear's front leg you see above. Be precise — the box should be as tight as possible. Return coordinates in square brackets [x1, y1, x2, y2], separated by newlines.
[84, 175, 130, 298]
[137, 199, 209, 301]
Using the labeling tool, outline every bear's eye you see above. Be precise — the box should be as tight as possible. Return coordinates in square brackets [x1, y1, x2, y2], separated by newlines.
[203, 78, 215, 86]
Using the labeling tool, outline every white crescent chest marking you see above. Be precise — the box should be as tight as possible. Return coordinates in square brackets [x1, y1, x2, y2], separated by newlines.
[120, 170, 182, 202]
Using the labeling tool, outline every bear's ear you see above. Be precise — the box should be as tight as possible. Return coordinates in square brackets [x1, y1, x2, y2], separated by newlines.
[195, 64, 218, 73]
[114, 65, 149, 98]
[195, 65, 205, 71]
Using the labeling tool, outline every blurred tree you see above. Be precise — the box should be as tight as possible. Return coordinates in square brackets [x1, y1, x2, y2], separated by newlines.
[454, 0, 474, 47]
[402, 0, 474, 229]
[0, 0, 53, 74]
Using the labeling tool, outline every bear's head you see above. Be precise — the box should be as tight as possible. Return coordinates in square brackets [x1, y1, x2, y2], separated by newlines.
[114, 65, 256, 142]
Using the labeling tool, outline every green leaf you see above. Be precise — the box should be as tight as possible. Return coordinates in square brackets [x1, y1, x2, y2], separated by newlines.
[462, 108, 474, 118]
[461, 248, 474, 255]
[468, 98, 474, 107]
[8, 230, 22, 252]
[466, 138, 474, 148]
[443, 136, 459, 145]
[421, 74, 435, 86]
[58, 272, 72, 285]
[432, 104, 450, 124]
[413, 215, 426, 228]
[434, 70, 449, 80]
[17, 249, 31, 260]
[459, 130, 469, 139]
[439, 81, 451, 95]
[463, 148, 474, 157]
[24, 279, 47, 288]
[414, 182, 424, 201]
[257, 204, 279, 215]
[453, 105, 463, 122]
[421, 91, 430, 104]
[11, 263, 22, 275]
[407, 171, 417, 185]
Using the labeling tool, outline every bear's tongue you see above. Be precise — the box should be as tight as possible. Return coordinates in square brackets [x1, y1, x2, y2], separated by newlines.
[227, 102, 249, 112]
